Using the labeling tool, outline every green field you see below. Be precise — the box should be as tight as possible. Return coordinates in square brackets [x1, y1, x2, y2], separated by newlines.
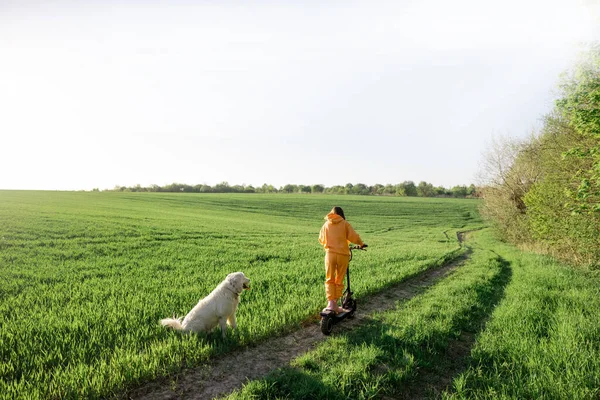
[226, 230, 600, 400]
[0, 191, 480, 399]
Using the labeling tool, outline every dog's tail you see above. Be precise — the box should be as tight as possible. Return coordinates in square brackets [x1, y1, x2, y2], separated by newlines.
[160, 316, 184, 331]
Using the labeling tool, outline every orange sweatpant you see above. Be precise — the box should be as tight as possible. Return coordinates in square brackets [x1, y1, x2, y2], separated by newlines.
[324, 252, 350, 301]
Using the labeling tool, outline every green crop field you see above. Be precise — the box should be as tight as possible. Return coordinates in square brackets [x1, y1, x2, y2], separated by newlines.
[226, 231, 600, 400]
[0, 191, 481, 399]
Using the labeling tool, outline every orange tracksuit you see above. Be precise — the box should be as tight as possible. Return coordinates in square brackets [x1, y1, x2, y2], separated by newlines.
[318, 212, 364, 301]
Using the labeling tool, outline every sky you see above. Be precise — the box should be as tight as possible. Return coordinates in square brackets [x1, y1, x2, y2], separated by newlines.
[1, 0, 599, 191]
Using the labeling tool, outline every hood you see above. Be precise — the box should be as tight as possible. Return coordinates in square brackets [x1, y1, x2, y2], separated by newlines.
[326, 212, 345, 224]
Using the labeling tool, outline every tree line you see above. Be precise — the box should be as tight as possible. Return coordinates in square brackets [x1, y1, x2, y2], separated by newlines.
[480, 44, 600, 268]
[105, 181, 478, 198]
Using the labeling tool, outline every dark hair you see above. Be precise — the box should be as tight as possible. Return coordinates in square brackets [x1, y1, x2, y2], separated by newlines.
[332, 206, 345, 220]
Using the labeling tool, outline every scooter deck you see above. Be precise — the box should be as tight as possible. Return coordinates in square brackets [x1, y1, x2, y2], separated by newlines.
[320, 309, 353, 320]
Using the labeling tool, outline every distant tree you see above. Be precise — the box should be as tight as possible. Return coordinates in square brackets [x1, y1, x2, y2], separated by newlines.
[260, 183, 276, 193]
[105, 180, 482, 199]
[164, 182, 186, 192]
[371, 184, 384, 195]
[382, 184, 396, 195]
[327, 185, 345, 194]
[352, 183, 370, 195]
[451, 185, 468, 197]
[466, 184, 478, 197]
[214, 181, 231, 193]
[311, 184, 325, 193]
[299, 185, 312, 193]
[433, 186, 447, 196]
[400, 181, 418, 196]
[417, 181, 435, 197]
[282, 184, 296, 193]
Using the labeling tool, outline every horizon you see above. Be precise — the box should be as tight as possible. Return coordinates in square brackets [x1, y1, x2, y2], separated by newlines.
[0, 179, 477, 193]
[1, 0, 599, 191]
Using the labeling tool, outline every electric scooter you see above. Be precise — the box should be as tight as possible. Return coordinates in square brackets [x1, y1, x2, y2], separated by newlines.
[320, 243, 367, 335]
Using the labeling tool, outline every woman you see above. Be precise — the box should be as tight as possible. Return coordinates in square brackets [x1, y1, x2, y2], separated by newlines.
[318, 206, 366, 313]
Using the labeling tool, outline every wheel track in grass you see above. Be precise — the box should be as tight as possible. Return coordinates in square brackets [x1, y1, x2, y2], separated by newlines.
[128, 232, 472, 400]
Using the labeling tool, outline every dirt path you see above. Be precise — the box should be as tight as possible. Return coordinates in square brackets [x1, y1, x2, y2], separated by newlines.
[129, 239, 470, 400]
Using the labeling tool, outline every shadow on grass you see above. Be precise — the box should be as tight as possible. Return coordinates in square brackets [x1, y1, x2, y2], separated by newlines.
[393, 255, 513, 399]
[231, 254, 512, 400]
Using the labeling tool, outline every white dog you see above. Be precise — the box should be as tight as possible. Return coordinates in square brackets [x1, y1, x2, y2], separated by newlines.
[160, 272, 250, 337]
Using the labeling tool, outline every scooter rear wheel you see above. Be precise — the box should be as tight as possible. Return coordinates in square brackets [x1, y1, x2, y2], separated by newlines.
[320, 315, 334, 335]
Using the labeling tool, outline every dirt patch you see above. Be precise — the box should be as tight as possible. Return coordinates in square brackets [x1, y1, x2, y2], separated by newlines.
[128, 247, 470, 400]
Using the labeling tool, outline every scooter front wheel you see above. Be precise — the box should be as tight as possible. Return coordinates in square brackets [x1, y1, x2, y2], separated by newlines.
[320, 315, 334, 335]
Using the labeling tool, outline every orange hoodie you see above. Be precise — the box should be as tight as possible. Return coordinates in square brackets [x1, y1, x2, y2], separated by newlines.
[319, 212, 364, 255]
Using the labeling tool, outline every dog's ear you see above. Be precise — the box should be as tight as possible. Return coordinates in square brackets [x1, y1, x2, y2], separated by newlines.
[227, 273, 244, 293]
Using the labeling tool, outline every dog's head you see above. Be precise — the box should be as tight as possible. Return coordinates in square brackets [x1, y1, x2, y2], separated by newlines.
[226, 272, 250, 294]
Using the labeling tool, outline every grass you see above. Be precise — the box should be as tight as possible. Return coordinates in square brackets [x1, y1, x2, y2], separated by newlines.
[446, 231, 600, 399]
[0, 191, 481, 399]
[225, 229, 600, 400]
[225, 229, 511, 400]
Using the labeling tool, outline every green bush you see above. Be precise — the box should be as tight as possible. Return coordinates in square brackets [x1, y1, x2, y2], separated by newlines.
[481, 44, 600, 268]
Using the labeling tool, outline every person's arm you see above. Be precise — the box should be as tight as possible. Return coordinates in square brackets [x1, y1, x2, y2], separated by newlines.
[346, 222, 364, 247]
[318, 224, 326, 246]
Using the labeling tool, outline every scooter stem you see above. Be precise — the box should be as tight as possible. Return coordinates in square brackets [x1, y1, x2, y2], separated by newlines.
[346, 266, 351, 292]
